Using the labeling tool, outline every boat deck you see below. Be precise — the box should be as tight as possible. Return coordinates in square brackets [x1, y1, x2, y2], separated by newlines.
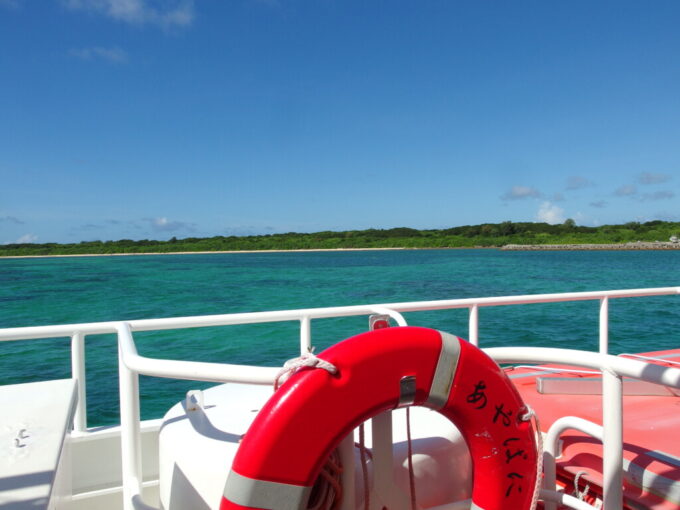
[0, 379, 76, 510]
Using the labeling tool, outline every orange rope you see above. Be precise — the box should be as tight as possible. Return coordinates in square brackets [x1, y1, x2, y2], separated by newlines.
[308, 449, 343, 510]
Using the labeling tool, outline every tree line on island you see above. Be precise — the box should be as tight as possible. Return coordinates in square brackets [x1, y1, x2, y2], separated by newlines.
[2, 220, 679, 256]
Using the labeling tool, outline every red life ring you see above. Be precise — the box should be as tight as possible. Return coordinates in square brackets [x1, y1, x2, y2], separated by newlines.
[220, 326, 538, 510]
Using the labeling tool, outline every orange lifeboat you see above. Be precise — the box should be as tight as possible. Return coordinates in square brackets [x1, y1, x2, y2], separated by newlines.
[510, 349, 680, 510]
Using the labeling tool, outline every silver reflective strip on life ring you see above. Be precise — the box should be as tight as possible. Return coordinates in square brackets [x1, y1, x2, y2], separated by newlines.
[469, 502, 488, 510]
[223, 469, 313, 510]
[425, 331, 461, 409]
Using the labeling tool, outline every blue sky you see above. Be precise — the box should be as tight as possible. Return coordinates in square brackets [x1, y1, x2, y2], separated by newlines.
[1, 1, 679, 243]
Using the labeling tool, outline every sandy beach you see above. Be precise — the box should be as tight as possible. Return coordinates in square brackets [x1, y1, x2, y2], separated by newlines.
[502, 242, 680, 251]
[3, 242, 680, 259]
[0, 247, 412, 260]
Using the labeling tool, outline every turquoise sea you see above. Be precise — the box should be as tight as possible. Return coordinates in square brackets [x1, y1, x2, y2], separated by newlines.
[1, 249, 679, 427]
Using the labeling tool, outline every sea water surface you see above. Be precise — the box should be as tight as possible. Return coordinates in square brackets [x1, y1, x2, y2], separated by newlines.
[1, 249, 679, 426]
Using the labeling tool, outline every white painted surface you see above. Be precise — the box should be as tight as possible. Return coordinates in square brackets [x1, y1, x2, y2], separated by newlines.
[359, 408, 472, 509]
[0, 379, 76, 509]
[158, 383, 273, 510]
[69, 421, 161, 497]
[158, 382, 473, 510]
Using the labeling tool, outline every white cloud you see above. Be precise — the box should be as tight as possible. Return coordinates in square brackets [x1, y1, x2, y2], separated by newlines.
[501, 185, 542, 201]
[70, 46, 128, 63]
[637, 172, 671, 185]
[536, 201, 565, 224]
[144, 217, 196, 233]
[614, 185, 637, 197]
[15, 234, 38, 244]
[63, 0, 194, 28]
[565, 176, 593, 190]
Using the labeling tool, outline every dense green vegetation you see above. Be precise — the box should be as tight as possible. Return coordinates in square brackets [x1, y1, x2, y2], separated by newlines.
[2, 220, 679, 257]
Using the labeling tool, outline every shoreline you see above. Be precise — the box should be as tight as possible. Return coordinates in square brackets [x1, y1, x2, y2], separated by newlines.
[2, 242, 680, 259]
[0, 247, 413, 260]
[502, 242, 680, 251]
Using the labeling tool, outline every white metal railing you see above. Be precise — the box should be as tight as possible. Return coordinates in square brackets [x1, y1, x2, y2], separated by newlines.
[0, 286, 679, 509]
[114, 288, 679, 510]
[1, 286, 677, 433]
[488, 346, 680, 510]
[542, 416, 605, 510]
[114, 328, 680, 510]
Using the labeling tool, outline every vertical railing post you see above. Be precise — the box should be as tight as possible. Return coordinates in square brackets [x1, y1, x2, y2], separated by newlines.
[117, 324, 145, 510]
[300, 316, 311, 354]
[468, 304, 479, 346]
[71, 331, 87, 432]
[370, 412, 410, 509]
[602, 369, 623, 510]
[599, 297, 609, 354]
[599, 296, 624, 508]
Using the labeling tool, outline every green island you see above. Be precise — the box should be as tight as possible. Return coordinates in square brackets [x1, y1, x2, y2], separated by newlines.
[2, 220, 680, 257]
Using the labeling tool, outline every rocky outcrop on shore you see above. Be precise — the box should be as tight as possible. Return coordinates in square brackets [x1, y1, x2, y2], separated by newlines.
[502, 242, 680, 251]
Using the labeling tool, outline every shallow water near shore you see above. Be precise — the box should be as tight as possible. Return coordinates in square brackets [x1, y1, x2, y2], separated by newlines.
[1, 248, 679, 426]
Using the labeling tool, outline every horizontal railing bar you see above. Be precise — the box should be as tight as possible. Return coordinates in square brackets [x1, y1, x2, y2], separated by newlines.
[117, 323, 278, 385]
[0, 322, 121, 341]
[540, 489, 599, 510]
[1, 286, 678, 342]
[486, 347, 680, 388]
